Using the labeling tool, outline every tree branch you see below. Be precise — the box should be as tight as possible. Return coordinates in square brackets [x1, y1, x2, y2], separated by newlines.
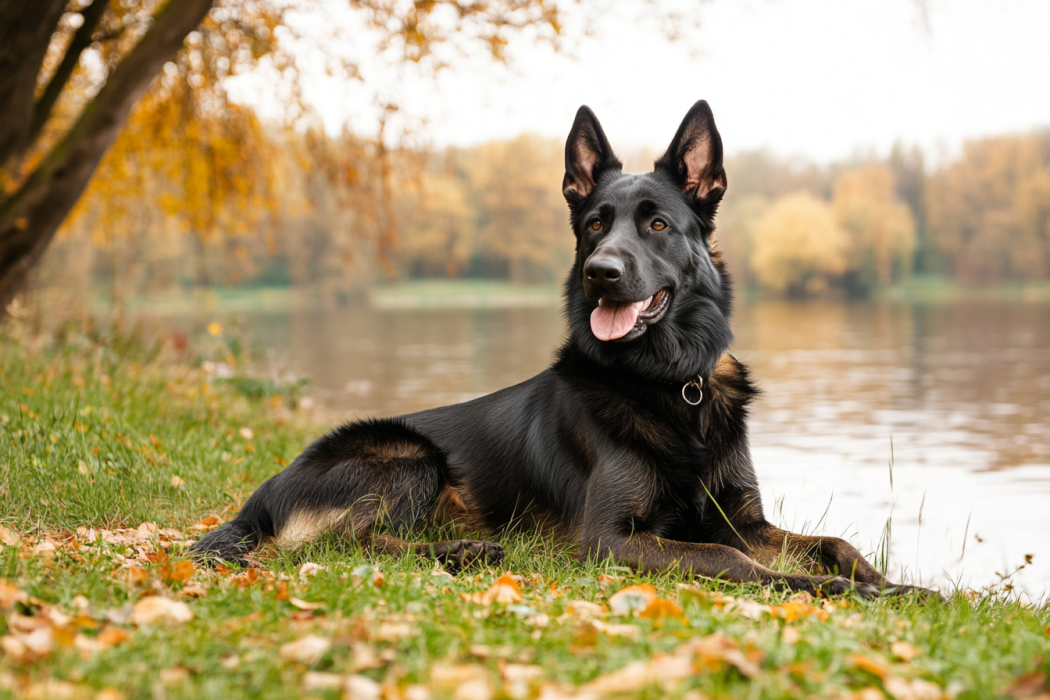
[0, 0, 67, 168]
[0, 0, 215, 310]
[30, 0, 113, 143]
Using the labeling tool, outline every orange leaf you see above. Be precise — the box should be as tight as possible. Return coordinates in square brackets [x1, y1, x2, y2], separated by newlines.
[192, 516, 221, 532]
[478, 574, 523, 605]
[126, 566, 150, 586]
[289, 597, 324, 611]
[848, 653, 889, 679]
[97, 627, 130, 649]
[160, 560, 195, 584]
[639, 598, 686, 623]
[275, 581, 290, 601]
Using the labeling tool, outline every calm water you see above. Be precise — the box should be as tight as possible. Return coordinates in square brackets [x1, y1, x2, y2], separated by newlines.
[193, 299, 1050, 596]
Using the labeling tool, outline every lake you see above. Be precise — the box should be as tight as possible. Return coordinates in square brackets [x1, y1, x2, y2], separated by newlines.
[171, 294, 1050, 597]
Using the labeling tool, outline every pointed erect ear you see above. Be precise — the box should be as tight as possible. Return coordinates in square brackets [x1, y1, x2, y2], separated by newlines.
[655, 100, 727, 203]
[562, 106, 622, 203]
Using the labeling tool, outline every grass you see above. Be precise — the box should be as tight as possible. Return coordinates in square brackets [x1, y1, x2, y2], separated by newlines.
[1, 318, 1048, 700]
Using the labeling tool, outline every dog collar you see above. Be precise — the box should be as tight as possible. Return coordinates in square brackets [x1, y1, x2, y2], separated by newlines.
[681, 375, 704, 405]
[648, 373, 704, 405]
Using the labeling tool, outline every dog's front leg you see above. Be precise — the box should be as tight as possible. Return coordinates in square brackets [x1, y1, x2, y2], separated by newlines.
[586, 531, 877, 597]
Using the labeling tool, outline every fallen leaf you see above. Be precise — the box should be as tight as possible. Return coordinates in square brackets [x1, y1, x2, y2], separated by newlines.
[274, 581, 290, 601]
[96, 688, 123, 700]
[890, 641, 922, 662]
[299, 562, 326, 580]
[129, 597, 194, 625]
[0, 579, 28, 608]
[231, 568, 260, 588]
[1007, 671, 1049, 699]
[484, 574, 523, 604]
[96, 627, 130, 649]
[123, 566, 149, 587]
[239, 427, 255, 440]
[582, 655, 694, 695]
[160, 560, 195, 584]
[591, 620, 641, 640]
[854, 688, 886, 700]
[159, 667, 188, 685]
[431, 665, 491, 700]
[883, 677, 945, 700]
[289, 597, 324, 611]
[597, 574, 624, 587]
[32, 541, 56, 558]
[608, 584, 657, 615]
[374, 622, 413, 641]
[565, 600, 606, 617]
[191, 516, 221, 532]
[179, 584, 207, 598]
[727, 598, 772, 620]
[680, 633, 761, 678]
[849, 653, 889, 679]
[502, 665, 544, 700]
[639, 598, 686, 624]
[0, 526, 21, 547]
[279, 634, 330, 665]
[169, 476, 185, 487]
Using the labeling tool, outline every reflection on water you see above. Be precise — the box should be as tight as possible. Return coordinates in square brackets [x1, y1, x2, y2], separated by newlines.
[202, 300, 1050, 595]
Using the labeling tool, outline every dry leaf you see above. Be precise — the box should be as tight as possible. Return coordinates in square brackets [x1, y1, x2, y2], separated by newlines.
[160, 560, 195, 584]
[848, 653, 889, 679]
[854, 689, 886, 700]
[288, 597, 323, 611]
[431, 664, 490, 693]
[191, 516, 220, 531]
[597, 574, 624, 587]
[298, 562, 326, 580]
[890, 641, 922, 661]
[883, 677, 945, 700]
[239, 427, 255, 440]
[274, 581, 290, 601]
[591, 620, 640, 640]
[502, 665, 544, 700]
[374, 622, 413, 641]
[96, 627, 130, 649]
[129, 597, 193, 625]
[0, 526, 21, 547]
[727, 598, 772, 620]
[169, 476, 185, 487]
[32, 541, 56, 558]
[179, 584, 207, 598]
[565, 600, 606, 617]
[483, 575, 523, 605]
[608, 584, 657, 615]
[681, 633, 761, 678]
[124, 566, 150, 587]
[639, 598, 686, 623]
[279, 634, 330, 665]
[582, 655, 694, 694]
[159, 667, 188, 684]
[0, 579, 28, 608]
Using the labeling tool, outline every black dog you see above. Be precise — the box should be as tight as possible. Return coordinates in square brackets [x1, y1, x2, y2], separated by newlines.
[194, 101, 918, 597]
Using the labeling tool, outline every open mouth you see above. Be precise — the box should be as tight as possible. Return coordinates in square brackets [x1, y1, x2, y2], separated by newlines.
[590, 288, 671, 341]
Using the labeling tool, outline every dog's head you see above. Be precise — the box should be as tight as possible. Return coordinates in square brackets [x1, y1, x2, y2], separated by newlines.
[562, 101, 733, 382]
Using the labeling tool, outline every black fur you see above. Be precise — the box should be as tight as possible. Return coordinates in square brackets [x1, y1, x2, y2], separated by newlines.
[192, 102, 934, 598]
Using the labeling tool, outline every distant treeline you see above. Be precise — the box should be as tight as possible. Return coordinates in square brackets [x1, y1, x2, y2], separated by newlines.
[40, 109, 1050, 302]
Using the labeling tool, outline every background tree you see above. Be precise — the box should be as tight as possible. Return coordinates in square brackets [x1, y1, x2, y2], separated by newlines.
[750, 193, 848, 296]
[926, 131, 1050, 282]
[831, 164, 916, 295]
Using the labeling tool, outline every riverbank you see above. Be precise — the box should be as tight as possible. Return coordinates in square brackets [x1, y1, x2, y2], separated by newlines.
[0, 320, 1047, 699]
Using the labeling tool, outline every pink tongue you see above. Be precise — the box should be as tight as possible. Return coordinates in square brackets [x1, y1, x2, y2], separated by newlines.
[590, 297, 651, 341]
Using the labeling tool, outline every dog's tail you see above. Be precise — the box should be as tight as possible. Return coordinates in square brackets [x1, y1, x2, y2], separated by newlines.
[190, 481, 275, 565]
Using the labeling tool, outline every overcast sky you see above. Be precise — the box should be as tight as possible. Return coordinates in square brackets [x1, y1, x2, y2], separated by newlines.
[241, 0, 1050, 164]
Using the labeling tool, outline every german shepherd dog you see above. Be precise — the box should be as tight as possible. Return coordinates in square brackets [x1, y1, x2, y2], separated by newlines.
[193, 101, 923, 598]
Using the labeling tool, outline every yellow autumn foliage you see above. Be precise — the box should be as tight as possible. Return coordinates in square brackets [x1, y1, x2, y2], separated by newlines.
[750, 193, 848, 295]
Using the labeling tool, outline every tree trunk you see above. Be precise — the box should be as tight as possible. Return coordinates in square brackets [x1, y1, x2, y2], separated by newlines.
[0, 0, 215, 312]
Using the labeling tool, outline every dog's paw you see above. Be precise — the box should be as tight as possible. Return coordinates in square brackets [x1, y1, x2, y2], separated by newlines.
[881, 583, 947, 602]
[429, 539, 505, 570]
[784, 575, 879, 599]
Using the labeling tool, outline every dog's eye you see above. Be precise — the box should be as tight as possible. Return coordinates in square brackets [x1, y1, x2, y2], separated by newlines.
[652, 219, 667, 231]
[589, 219, 602, 231]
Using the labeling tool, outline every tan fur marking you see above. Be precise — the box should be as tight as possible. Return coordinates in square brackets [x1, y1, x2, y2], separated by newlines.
[275, 508, 348, 549]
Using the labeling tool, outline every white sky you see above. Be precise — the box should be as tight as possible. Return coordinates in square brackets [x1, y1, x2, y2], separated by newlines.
[238, 0, 1050, 164]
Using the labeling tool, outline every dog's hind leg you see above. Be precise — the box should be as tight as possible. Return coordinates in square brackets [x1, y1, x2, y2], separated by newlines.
[192, 419, 444, 564]
[191, 419, 503, 569]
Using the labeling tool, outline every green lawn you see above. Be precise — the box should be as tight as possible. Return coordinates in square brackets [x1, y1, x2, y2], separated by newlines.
[0, 320, 1047, 700]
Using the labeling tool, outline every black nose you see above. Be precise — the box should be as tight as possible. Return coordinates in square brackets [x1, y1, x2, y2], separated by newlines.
[585, 257, 623, 285]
